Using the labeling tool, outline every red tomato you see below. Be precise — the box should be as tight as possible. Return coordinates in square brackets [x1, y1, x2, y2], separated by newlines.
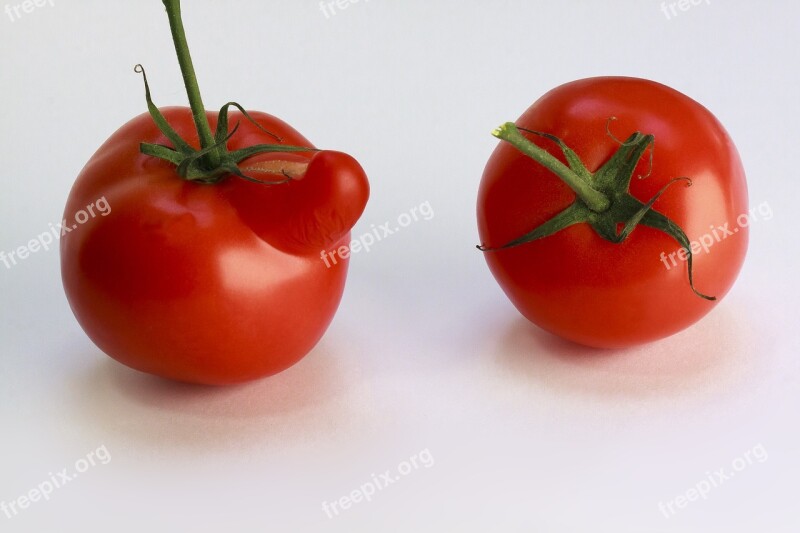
[61, 107, 369, 384]
[477, 77, 748, 348]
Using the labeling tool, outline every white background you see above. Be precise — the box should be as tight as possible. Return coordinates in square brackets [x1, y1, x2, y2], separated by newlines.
[1, 1, 798, 531]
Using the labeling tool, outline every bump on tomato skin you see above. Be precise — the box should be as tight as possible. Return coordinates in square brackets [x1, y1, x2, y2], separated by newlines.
[477, 77, 748, 349]
[61, 108, 369, 384]
[223, 150, 370, 254]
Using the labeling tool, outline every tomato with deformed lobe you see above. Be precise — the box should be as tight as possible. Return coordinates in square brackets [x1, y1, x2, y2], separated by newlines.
[62, 0, 370, 385]
[62, 107, 369, 384]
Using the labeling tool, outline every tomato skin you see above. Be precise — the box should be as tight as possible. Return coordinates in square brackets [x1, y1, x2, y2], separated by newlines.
[477, 77, 748, 348]
[61, 107, 369, 384]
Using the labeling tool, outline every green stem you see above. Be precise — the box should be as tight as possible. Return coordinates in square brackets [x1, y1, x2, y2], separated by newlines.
[162, 0, 220, 168]
[493, 122, 610, 213]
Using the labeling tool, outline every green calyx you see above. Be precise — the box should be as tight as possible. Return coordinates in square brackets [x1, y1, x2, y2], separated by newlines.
[478, 121, 715, 301]
[136, 0, 314, 185]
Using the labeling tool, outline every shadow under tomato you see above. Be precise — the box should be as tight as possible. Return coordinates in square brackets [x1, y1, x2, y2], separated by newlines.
[492, 302, 762, 400]
[68, 332, 367, 452]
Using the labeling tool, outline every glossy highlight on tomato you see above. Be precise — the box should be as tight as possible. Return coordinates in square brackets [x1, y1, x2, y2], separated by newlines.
[477, 77, 748, 348]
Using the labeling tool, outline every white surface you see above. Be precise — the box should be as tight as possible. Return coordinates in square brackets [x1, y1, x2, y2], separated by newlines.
[1, 1, 799, 531]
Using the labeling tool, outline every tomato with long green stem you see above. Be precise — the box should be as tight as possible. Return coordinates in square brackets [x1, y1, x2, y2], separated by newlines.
[61, 0, 369, 384]
[477, 77, 748, 348]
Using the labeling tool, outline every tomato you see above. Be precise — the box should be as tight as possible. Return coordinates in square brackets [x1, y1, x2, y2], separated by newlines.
[477, 77, 748, 348]
[60, 0, 369, 384]
[61, 108, 368, 384]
